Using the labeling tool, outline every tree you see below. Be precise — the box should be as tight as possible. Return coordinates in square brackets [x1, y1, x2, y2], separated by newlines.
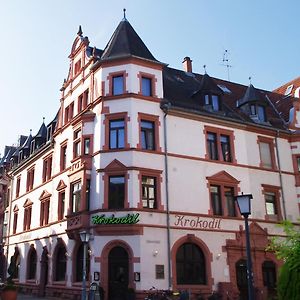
[267, 220, 300, 300]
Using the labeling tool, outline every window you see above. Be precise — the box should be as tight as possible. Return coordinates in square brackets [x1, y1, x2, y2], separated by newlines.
[83, 89, 89, 108]
[141, 77, 152, 96]
[71, 182, 82, 213]
[64, 103, 74, 124]
[250, 104, 266, 122]
[75, 243, 90, 282]
[262, 261, 277, 290]
[55, 245, 67, 281]
[109, 176, 125, 209]
[58, 191, 65, 221]
[47, 125, 53, 142]
[297, 157, 300, 172]
[205, 127, 235, 163]
[110, 120, 125, 149]
[16, 176, 21, 198]
[84, 138, 91, 155]
[13, 207, 18, 234]
[176, 243, 206, 285]
[141, 120, 155, 150]
[64, 106, 69, 124]
[42, 156, 52, 182]
[60, 143, 67, 171]
[204, 94, 220, 111]
[73, 129, 81, 158]
[113, 75, 124, 95]
[142, 176, 156, 208]
[78, 94, 83, 113]
[27, 248, 37, 280]
[40, 197, 50, 226]
[74, 59, 81, 75]
[258, 137, 276, 169]
[26, 167, 35, 192]
[23, 202, 32, 231]
[262, 184, 282, 221]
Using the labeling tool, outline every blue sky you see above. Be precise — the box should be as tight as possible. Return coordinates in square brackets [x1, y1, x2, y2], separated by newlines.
[0, 0, 299, 154]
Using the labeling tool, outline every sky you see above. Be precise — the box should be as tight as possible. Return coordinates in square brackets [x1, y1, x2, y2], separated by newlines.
[0, 0, 300, 154]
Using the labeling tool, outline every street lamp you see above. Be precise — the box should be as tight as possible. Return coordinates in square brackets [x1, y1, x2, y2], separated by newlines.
[79, 230, 90, 300]
[235, 194, 254, 300]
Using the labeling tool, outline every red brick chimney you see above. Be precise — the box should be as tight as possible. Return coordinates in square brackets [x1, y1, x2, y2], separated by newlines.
[183, 56, 192, 73]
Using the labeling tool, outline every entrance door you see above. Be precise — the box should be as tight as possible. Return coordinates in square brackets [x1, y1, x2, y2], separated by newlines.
[38, 247, 48, 297]
[108, 246, 129, 300]
[236, 259, 248, 300]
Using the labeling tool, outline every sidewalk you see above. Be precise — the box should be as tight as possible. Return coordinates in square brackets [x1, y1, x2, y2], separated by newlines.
[17, 294, 61, 300]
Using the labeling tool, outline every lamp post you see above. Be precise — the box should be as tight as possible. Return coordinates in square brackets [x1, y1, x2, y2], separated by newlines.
[79, 230, 90, 300]
[235, 194, 254, 300]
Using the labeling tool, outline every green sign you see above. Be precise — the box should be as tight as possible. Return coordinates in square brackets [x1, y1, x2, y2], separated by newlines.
[92, 213, 140, 225]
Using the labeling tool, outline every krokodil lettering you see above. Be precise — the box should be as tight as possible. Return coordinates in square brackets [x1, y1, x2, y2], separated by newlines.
[92, 213, 140, 225]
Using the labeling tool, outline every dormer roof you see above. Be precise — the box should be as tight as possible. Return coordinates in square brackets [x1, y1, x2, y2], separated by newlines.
[21, 134, 32, 149]
[198, 73, 223, 95]
[101, 18, 157, 62]
[237, 84, 268, 108]
[35, 122, 47, 139]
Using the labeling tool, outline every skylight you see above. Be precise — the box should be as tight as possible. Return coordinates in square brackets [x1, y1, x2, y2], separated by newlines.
[284, 84, 293, 96]
[217, 84, 232, 94]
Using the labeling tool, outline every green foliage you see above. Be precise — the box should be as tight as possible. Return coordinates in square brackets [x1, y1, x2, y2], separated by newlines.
[267, 220, 300, 300]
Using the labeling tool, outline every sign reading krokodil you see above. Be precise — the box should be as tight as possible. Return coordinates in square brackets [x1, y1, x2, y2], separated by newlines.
[92, 213, 140, 225]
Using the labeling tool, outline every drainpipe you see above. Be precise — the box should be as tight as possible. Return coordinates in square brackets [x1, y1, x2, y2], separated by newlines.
[275, 130, 287, 220]
[161, 101, 172, 290]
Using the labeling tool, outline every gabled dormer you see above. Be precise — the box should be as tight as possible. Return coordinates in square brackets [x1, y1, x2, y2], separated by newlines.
[193, 73, 223, 112]
[237, 84, 269, 123]
[19, 134, 32, 162]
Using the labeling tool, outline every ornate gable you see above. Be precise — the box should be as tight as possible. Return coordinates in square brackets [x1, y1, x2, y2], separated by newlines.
[56, 179, 67, 191]
[39, 190, 52, 200]
[104, 159, 127, 172]
[206, 171, 240, 184]
[23, 198, 33, 207]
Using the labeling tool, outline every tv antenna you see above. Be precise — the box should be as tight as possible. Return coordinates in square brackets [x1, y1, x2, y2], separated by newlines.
[221, 49, 232, 81]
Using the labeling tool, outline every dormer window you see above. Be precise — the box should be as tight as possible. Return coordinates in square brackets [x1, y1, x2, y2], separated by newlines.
[30, 140, 35, 154]
[204, 94, 220, 111]
[250, 104, 266, 122]
[46, 125, 52, 142]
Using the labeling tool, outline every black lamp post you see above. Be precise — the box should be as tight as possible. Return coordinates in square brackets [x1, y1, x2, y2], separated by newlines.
[235, 194, 254, 300]
[79, 230, 90, 300]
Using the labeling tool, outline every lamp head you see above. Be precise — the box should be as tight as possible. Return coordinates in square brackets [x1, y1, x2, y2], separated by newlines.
[235, 194, 253, 217]
[79, 230, 90, 243]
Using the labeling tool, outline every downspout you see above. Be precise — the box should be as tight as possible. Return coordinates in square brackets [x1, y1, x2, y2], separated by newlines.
[275, 130, 287, 220]
[161, 101, 172, 290]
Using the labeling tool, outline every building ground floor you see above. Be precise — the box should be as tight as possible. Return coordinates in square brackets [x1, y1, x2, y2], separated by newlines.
[3, 213, 282, 300]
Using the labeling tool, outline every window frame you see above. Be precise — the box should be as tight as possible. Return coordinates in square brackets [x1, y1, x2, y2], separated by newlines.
[138, 72, 157, 97]
[107, 71, 128, 96]
[103, 112, 130, 151]
[137, 113, 161, 152]
[26, 167, 35, 192]
[60, 142, 68, 171]
[73, 128, 82, 159]
[16, 176, 21, 198]
[42, 155, 52, 183]
[108, 175, 126, 209]
[58, 191, 66, 221]
[40, 197, 50, 227]
[204, 94, 220, 111]
[23, 200, 32, 231]
[204, 126, 236, 163]
[262, 184, 282, 221]
[13, 206, 19, 234]
[257, 136, 277, 170]
[70, 181, 82, 213]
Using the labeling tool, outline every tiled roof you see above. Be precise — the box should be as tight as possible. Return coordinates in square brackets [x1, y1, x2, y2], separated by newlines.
[101, 19, 157, 62]
[163, 67, 288, 130]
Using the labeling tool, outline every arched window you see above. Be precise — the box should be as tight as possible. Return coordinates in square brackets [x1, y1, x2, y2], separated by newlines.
[54, 244, 67, 281]
[262, 261, 276, 289]
[27, 248, 37, 280]
[75, 243, 90, 282]
[176, 242, 206, 284]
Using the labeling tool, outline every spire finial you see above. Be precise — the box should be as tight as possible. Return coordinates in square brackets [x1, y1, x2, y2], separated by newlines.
[123, 8, 127, 20]
[43, 117, 45, 123]
[30, 129, 32, 135]
[77, 25, 83, 36]
[249, 76, 252, 84]
[203, 65, 207, 74]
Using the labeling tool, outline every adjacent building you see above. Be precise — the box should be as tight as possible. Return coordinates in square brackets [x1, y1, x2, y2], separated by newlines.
[1, 16, 300, 300]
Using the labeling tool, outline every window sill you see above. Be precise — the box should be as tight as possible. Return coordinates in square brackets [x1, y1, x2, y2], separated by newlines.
[52, 281, 67, 286]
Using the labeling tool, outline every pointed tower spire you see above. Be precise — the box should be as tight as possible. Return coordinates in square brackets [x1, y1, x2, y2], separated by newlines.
[77, 25, 83, 36]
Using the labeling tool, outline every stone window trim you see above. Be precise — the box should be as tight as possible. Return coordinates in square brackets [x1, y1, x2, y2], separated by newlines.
[171, 235, 213, 294]
[39, 190, 51, 227]
[13, 205, 19, 234]
[101, 160, 129, 209]
[292, 154, 300, 186]
[106, 70, 128, 96]
[257, 136, 277, 170]
[26, 166, 35, 192]
[261, 184, 282, 221]
[206, 171, 240, 217]
[42, 155, 53, 183]
[16, 176, 21, 198]
[23, 199, 33, 231]
[70, 180, 82, 214]
[137, 113, 161, 152]
[60, 140, 68, 172]
[204, 126, 237, 164]
[73, 127, 82, 159]
[103, 112, 130, 151]
[138, 169, 163, 210]
[137, 71, 157, 97]
[82, 134, 93, 156]
[57, 190, 66, 221]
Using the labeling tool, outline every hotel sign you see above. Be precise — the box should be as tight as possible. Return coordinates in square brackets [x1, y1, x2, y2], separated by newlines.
[174, 214, 221, 229]
[92, 213, 140, 225]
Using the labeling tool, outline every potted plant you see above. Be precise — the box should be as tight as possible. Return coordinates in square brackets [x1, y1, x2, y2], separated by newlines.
[1, 278, 17, 300]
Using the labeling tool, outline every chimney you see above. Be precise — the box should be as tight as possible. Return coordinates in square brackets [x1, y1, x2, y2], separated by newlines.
[182, 56, 192, 73]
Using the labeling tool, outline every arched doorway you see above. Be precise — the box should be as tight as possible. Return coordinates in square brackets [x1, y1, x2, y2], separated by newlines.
[108, 246, 129, 300]
[235, 259, 248, 300]
[38, 246, 48, 297]
[262, 260, 277, 299]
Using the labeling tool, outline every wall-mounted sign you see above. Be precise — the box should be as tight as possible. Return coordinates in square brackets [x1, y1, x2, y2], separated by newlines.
[92, 213, 140, 225]
[174, 215, 221, 229]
